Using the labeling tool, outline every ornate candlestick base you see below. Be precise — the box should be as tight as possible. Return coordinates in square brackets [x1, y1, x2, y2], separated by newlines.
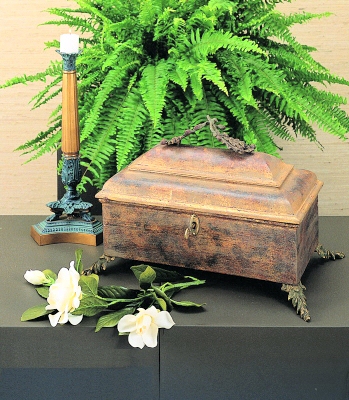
[31, 217, 103, 246]
[31, 155, 103, 246]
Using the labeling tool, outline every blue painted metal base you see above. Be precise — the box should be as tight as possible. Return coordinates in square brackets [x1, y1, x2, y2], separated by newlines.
[31, 217, 103, 246]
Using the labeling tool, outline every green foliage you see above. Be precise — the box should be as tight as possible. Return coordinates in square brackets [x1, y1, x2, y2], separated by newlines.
[21, 304, 51, 321]
[35, 286, 50, 299]
[21, 255, 205, 331]
[2, 0, 349, 190]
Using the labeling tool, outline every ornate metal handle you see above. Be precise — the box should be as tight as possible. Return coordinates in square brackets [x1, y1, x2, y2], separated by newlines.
[161, 115, 255, 154]
[184, 214, 200, 239]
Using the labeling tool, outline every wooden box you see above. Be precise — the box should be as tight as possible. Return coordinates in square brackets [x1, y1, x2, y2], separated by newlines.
[97, 144, 323, 285]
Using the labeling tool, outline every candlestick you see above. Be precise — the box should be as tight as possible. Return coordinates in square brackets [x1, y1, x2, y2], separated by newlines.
[30, 36, 103, 246]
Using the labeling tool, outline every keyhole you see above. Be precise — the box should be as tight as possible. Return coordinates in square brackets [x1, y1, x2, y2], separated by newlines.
[184, 214, 200, 239]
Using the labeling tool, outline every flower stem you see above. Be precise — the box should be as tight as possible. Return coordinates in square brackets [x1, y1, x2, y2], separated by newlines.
[152, 286, 173, 311]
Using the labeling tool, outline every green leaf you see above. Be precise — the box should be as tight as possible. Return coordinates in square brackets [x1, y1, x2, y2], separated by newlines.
[160, 277, 206, 300]
[35, 286, 50, 299]
[21, 304, 51, 321]
[162, 277, 206, 294]
[171, 299, 205, 308]
[156, 297, 167, 311]
[131, 265, 185, 283]
[79, 274, 99, 296]
[75, 248, 83, 274]
[131, 265, 157, 288]
[98, 285, 140, 300]
[130, 265, 145, 281]
[74, 295, 108, 317]
[139, 266, 157, 290]
[152, 286, 173, 311]
[95, 307, 136, 332]
[42, 269, 57, 281]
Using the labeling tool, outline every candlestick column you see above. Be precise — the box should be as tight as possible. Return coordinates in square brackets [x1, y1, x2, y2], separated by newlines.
[62, 70, 80, 156]
[59, 32, 80, 157]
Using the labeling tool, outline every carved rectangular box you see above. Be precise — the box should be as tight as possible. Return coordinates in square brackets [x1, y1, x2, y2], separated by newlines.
[97, 144, 323, 285]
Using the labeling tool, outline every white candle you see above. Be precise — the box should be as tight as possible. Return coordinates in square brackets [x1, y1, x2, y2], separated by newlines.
[60, 33, 79, 53]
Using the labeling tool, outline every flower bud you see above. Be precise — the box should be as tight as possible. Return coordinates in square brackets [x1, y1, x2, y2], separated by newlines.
[24, 270, 50, 285]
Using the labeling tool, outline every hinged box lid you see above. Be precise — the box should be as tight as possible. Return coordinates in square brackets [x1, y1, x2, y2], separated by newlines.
[97, 144, 323, 224]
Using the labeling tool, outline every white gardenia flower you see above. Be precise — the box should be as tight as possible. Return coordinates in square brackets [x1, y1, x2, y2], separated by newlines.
[45, 264, 83, 327]
[118, 305, 175, 349]
[24, 270, 50, 285]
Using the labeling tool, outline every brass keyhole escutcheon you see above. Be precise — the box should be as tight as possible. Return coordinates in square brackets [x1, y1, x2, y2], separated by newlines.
[184, 214, 200, 239]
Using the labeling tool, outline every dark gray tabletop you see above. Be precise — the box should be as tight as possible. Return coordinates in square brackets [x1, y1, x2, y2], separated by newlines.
[1, 215, 349, 400]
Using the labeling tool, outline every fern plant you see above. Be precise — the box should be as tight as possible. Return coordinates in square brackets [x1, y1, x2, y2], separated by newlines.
[2, 0, 349, 191]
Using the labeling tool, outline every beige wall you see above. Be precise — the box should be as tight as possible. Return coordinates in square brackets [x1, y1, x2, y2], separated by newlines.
[0, 0, 67, 215]
[1, 0, 348, 215]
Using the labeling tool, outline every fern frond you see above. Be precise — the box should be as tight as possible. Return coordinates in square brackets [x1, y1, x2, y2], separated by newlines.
[188, 86, 228, 148]
[292, 85, 349, 139]
[80, 66, 131, 141]
[161, 90, 196, 144]
[116, 89, 149, 171]
[245, 108, 280, 156]
[30, 77, 62, 109]
[202, 0, 236, 17]
[162, 105, 191, 141]
[257, 11, 329, 74]
[266, 43, 349, 87]
[213, 88, 250, 129]
[80, 127, 117, 187]
[244, 54, 287, 96]
[168, 62, 189, 91]
[0, 61, 61, 88]
[48, 104, 62, 124]
[42, 8, 98, 35]
[139, 60, 169, 128]
[139, 0, 163, 29]
[283, 11, 332, 28]
[187, 59, 228, 100]
[15, 122, 62, 163]
[74, 1, 113, 25]
[187, 29, 264, 60]
[15, 121, 61, 152]
[143, 120, 165, 151]
[153, 7, 177, 41]
[102, 41, 142, 71]
[256, 106, 295, 142]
